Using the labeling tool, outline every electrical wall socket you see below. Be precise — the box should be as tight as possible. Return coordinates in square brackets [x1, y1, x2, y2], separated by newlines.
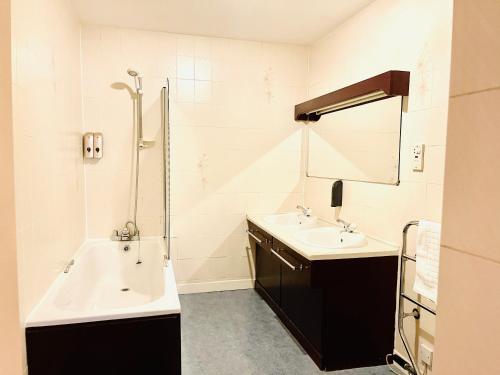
[413, 144, 425, 172]
[419, 343, 433, 368]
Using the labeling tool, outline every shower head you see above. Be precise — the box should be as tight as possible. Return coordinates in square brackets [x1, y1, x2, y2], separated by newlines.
[127, 69, 139, 77]
[127, 69, 143, 94]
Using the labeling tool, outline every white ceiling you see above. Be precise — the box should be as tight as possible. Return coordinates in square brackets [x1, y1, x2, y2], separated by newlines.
[71, 0, 374, 45]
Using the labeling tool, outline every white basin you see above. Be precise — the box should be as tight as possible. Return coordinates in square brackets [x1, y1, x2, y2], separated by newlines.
[295, 227, 367, 249]
[263, 213, 317, 229]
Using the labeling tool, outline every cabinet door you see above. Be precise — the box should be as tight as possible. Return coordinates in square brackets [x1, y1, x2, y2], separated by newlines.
[255, 243, 281, 305]
[278, 244, 323, 352]
[248, 223, 281, 305]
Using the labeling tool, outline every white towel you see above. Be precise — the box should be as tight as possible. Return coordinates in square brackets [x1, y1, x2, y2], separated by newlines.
[413, 220, 441, 303]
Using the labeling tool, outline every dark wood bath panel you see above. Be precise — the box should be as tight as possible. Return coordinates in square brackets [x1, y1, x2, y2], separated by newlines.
[26, 313, 181, 375]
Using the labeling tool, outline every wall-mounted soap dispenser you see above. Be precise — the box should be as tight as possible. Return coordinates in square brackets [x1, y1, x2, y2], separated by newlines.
[83, 133, 94, 159]
[331, 180, 343, 207]
[83, 133, 103, 160]
[93, 133, 103, 159]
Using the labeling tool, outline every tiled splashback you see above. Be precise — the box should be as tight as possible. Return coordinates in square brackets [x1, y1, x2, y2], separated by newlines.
[81, 26, 309, 289]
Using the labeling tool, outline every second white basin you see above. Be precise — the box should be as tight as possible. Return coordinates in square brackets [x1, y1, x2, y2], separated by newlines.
[295, 227, 367, 249]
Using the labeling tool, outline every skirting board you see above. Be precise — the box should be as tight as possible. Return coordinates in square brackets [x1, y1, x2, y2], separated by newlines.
[177, 278, 253, 294]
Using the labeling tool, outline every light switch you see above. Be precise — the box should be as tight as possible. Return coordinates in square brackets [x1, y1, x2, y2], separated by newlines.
[413, 144, 425, 172]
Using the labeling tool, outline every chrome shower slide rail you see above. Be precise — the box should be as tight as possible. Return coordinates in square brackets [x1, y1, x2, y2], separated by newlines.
[161, 80, 171, 261]
[387, 220, 437, 375]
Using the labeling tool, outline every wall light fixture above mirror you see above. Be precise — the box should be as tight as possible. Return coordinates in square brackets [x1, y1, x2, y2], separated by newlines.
[295, 70, 410, 122]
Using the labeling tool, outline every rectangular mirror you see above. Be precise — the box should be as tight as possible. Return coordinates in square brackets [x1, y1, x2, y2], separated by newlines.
[306, 96, 403, 185]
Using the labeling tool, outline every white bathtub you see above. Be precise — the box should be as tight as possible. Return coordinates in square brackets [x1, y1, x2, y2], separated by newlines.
[26, 238, 181, 328]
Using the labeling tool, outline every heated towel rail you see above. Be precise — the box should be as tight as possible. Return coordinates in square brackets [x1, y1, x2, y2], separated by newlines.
[387, 221, 437, 375]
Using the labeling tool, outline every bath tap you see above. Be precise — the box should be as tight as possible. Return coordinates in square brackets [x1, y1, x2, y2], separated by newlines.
[120, 227, 131, 241]
[112, 228, 134, 241]
[112, 221, 140, 241]
[111, 227, 131, 241]
[296, 204, 312, 217]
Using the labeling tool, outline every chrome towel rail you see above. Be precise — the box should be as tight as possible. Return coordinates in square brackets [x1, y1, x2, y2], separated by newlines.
[388, 220, 437, 375]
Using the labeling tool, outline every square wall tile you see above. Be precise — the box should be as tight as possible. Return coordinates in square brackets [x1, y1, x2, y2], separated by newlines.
[176, 79, 195, 103]
[425, 183, 443, 223]
[177, 56, 194, 79]
[195, 37, 211, 58]
[176, 35, 194, 57]
[195, 57, 212, 81]
[195, 81, 212, 103]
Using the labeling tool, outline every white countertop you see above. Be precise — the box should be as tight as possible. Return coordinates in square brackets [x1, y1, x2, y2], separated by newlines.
[247, 214, 399, 261]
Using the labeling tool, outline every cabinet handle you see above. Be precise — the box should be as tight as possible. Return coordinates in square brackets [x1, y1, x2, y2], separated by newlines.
[271, 248, 302, 271]
[246, 229, 262, 244]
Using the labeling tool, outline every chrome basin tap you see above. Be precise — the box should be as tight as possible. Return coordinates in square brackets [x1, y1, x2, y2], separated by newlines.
[297, 204, 312, 217]
[337, 218, 357, 233]
[64, 259, 75, 273]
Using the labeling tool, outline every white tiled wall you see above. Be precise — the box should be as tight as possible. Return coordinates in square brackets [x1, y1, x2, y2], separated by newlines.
[302, 0, 453, 371]
[81, 26, 308, 290]
[10, 0, 86, 370]
[0, 0, 24, 373]
[11, 0, 86, 322]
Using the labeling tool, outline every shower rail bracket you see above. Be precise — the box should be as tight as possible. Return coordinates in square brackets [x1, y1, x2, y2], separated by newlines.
[139, 139, 155, 149]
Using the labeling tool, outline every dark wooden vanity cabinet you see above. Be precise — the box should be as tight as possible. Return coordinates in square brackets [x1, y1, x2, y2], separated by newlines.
[247, 221, 398, 372]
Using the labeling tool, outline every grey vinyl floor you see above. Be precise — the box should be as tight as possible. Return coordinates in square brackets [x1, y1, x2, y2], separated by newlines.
[180, 289, 393, 375]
